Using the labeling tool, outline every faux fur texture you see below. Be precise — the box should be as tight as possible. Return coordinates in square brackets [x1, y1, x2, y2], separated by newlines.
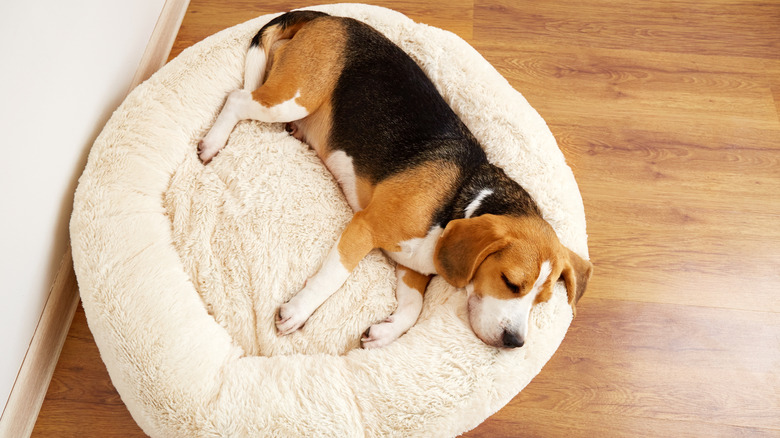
[70, 4, 589, 437]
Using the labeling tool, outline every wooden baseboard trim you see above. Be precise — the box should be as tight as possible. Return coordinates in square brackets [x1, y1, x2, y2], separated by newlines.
[0, 0, 189, 436]
[130, 0, 190, 90]
[0, 249, 79, 438]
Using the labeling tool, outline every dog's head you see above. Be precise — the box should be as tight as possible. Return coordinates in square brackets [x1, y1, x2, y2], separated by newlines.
[434, 214, 592, 348]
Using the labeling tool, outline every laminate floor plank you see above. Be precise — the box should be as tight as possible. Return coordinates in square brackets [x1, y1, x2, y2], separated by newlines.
[32, 306, 145, 437]
[473, 0, 780, 59]
[519, 300, 780, 428]
[169, 0, 474, 61]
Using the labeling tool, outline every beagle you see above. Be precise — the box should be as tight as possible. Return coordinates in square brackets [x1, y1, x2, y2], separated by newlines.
[198, 11, 593, 349]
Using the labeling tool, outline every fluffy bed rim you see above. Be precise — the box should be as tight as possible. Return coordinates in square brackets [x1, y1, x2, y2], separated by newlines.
[70, 4, 589, 437]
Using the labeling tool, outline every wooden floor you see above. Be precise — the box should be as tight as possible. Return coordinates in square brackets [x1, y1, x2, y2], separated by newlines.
[33, 0, 779, 436]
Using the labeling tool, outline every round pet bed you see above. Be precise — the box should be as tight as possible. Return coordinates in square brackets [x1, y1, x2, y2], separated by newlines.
[71, 4, 590, 437]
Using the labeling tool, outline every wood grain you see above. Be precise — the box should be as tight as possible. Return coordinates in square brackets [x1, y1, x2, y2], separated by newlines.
[168, 0, 475, 61]
[32, 305, 145, 438]
[474, 0, 780, 59]
[34, 0, 780, 436]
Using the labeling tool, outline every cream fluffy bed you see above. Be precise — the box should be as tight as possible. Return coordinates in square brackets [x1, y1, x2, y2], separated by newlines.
[70, 4, 589, 437]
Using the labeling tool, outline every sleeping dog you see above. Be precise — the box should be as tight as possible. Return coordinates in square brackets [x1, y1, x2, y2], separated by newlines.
[198, 11, 592, 349]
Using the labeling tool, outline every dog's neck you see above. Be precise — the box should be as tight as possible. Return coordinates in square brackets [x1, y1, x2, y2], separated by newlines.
[443, 161, 542, 225]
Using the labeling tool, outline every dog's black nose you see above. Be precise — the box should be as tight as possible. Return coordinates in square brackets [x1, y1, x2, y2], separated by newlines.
[502, 330, 524, 348]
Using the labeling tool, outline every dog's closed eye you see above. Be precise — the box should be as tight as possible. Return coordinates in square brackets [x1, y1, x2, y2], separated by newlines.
[501, 273, 524, 294]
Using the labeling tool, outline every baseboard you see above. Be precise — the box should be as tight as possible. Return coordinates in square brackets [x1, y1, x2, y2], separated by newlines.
[130, 0, 190, 91]
[0, 0, 189, 436]
[0, 249, 79, 438]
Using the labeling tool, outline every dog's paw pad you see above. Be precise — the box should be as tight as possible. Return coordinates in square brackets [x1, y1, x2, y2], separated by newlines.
[275, 301, 310, 335]
[361, 320, 402, 349]
[198, 139, 220, 164]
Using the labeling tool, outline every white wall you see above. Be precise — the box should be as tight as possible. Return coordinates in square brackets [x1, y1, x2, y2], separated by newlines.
[0, 0, 166, 412]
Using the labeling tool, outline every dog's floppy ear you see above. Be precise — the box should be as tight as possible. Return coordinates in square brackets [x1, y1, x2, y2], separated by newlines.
[559, 245, 593, 316]
[434, 215, 510, 288]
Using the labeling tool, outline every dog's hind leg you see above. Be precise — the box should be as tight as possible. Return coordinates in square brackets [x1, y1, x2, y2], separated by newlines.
[198, 88, 309, 163]
[198, 15, 346, 163]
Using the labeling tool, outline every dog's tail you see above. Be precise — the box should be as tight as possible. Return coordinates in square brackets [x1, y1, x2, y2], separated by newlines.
[244, 10, 329, 91]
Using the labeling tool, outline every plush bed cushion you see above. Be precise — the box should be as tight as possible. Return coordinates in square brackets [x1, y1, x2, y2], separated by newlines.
[70, 4, 589, 436]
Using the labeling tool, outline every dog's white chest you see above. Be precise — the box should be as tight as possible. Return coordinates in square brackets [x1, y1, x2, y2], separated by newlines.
[385, 226, 443, 275]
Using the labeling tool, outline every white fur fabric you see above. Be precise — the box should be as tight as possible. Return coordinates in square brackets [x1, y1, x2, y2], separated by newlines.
[70, 4, 589, 437]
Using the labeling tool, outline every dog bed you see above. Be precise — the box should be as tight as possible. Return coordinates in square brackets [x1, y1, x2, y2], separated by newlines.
[70, 4, 590, 436]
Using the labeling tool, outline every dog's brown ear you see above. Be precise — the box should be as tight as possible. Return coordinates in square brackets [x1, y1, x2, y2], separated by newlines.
[559, 245, 593, 316]
[434, 215, 510, 288]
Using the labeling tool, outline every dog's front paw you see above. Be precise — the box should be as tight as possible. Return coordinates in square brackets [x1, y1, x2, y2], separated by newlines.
[275, 300, 312, 335]
[361, 316, 404, 349]
[197, 138, 221, 164]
